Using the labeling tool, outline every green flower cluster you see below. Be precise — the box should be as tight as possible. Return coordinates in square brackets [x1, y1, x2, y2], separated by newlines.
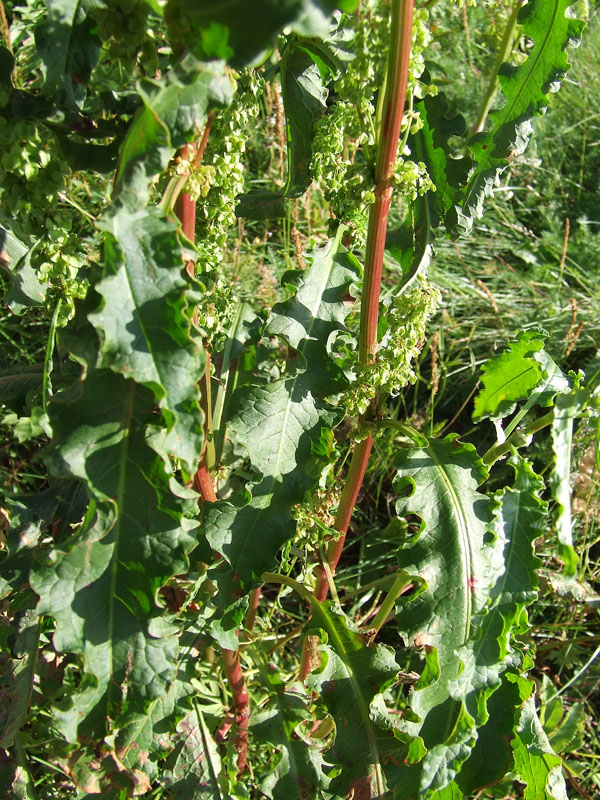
[192, 71, 264, 345]
[195, 72, 263, 268]
[93, 0, 158, 74]
[293, 482, 342, 550]
[0, 116, 88, 319]
[393, 156, 436, 201]
[310, 4, 437, 242]
[310, 3, 390, 241]
[343, 278, 440, 419]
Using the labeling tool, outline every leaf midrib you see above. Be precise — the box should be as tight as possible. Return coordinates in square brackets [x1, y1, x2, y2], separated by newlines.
[314, 607, 384, 791]
[106, 379, 136, 709]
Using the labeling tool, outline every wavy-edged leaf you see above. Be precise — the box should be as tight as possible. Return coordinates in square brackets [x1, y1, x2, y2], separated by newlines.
[34, 0, 100, 108]
[512, 694, 568, 800]
[410, 92, 471, 229]
[205, 237, 359, 643]
[449, 0, 585, 236]
[91, 208, 204, 473]
[456, 672, 531, 795]
[550, 387, 586, 577]
[300, 598, 418, 798]
[447, 457, 546, 793]
[236, 45, 327, 219]
[30, 371, 198, 739]
[390, 435, 494, 796]
[251, 671, 324, 800]
[473, 329, 550, 421]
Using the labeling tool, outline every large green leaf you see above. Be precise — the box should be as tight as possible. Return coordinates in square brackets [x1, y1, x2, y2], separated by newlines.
[410, 92, 471, 229]
[164, 0, 357, 67]
[205, 236, 359, 644]
[455, 672, 531, 795]
[91, 208, 204, 473]
[161, 706, 224, 799]
[389, 435, 495, 796]
[306, 604, 416, 798]
[449, 0, 585, 236]
[35, 0, 101, 108]
[448, 457, 546, 792]
[31, 371, 198, 739]
[236, 44, 328, 219]
[263, 575, 421, 798]
[473, 330, 546, 421]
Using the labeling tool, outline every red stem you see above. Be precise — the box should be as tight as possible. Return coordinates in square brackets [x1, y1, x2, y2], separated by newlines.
[174, 116, 250, 771]
[245, 587, 262, 632]
[301, 0, 414, 680]
[312, 436, 373, 603]
[222, 648, 250, 773]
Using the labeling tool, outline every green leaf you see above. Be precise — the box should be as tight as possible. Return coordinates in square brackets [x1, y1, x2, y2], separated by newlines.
[110, 664, 198, 786]
[410, 92, 471, 229]
[91, 207, 205, 473]
[547, 702, 585, 754]
[31, 371, 198, 739]
[0, 363, 44, 411]
[0, 227, 46, 313]
[473, 329, 547, 421]
[450, 0, 585, 236]
[251, 671, 324, 800]
[161, 706, 224, 799]
[390, 435, 495, 796]
[236, 45, 327, 219]
[302, 600, 416, 797]
[4, 480, 87, 558]
[448, 457, 546, 793]
[512, 695, 568, 800]
[164, 0, 356, 67]
[0, 610, 40, 749]
[205, 236, 359, 641]
[35, 0, 101, 108]
[550, 388, 586, 577]
[456, 673, 531, 795]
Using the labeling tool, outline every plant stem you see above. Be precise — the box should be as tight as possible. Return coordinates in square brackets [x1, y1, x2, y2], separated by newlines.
[312, 437, 373, 603]
[312, 0, 414, 604]
[245, 587, 262, 632]
[369, 571, 412, 635]
[302, 0, 414, 679]
[359, 0, 414, 365]
[471, 0, 525, 134]
[173, 121, 250, 772]
[221, 648, 250, 773]
[482, 410, 554, 466]
[0, 1, 12, 55]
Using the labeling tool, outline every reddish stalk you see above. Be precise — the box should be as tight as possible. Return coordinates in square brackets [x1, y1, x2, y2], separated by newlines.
[174, 116, 250, 770]
[245, 587, 262, 633]
[301, 0, 414, 679]
[221, 648, 251, 773]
